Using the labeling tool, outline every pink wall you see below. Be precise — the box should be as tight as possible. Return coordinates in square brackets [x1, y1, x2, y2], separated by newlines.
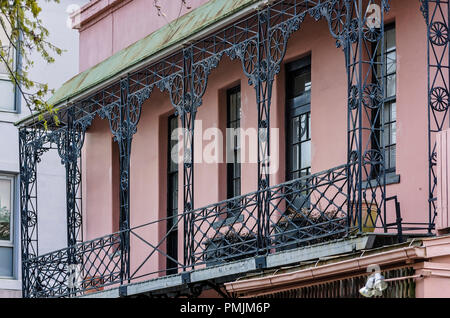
[383, 1, 429, 227]
[82, 117, 116, 240]
[76, 0, 209, 71]
[81, 0, 432, 276]
[415, 237, 450, 298]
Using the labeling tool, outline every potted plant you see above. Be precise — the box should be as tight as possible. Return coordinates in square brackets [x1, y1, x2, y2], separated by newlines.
[203, 231, 257, 266]
[273, 207, 347, 251]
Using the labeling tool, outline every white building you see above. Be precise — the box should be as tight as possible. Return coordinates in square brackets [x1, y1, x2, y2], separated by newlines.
[0, 0, 88, 298]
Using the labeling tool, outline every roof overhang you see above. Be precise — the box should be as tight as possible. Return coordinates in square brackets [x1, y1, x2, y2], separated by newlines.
[16, 0, 267, 128]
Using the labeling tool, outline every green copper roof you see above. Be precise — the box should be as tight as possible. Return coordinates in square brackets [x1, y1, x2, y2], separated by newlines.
[48, 0, 260, 107]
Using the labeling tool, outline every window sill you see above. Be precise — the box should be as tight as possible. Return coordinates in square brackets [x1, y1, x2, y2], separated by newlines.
[212, 215, 244, 229]
[0, 278, 21, 290]
[362, 173, 400, 189]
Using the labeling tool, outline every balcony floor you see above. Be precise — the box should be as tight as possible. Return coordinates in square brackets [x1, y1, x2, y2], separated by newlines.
[79, 234, 384, 298]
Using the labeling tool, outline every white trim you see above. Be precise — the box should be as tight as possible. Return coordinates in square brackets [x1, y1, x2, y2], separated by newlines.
[0, 174, 14, 246]
[0, 278, 21, 291]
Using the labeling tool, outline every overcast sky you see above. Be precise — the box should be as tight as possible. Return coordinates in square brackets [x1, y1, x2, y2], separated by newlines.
[27, 0, 89, 105]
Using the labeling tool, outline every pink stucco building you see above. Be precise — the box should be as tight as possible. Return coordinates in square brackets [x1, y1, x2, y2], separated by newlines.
[15, 0, 450, 298]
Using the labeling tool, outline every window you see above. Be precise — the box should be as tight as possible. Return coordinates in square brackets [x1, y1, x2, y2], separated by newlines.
[286, 57, 311, 182]
[0, 175, 14, 278]
[0, 14, 16, 112]
[227, 86, 241, 200]
[373, 24, 397, 176]
[166, 114, 178, 275]
[285, 57, 312, 211]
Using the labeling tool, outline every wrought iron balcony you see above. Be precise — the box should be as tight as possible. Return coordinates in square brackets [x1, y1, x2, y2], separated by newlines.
[23, 164, 356, 298]
[17, 0, 446, 299]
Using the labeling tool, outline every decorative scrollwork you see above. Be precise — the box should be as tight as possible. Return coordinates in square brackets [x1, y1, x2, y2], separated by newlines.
[128, 87, 151, 126]
[67, 165, 82, 185]
[128, 94, 142, 125]
[269, 27, 287, 65]
[363, 149, 383, 165]
[73, 124, 86, 153]
[349, 150, 359, 164]
[56, 130, 68, 164]
[325, 0, 348, 47]
[169, 73, 184, 108]
[309, 6, 323, 22]
[241, 40, 258, 79]
[120, 170, 129, 191]
[363, 25, 381, 42]
[430, 22, 449, 46]
[362, 84, 383, 109]
[27, 211, 37, 227]
[431, 150, 438, 165]
[73, 212, 83, 227]
[329, 0, 347, 35]
[225, 46, 238, 60]
[192, 64, 207, 98]
[349, 85, 359, 110]
[430, 86, 449, 112]
[420, 0, 428, 22]
[348, 18, 359, 44]
[108, 102, 122, 137]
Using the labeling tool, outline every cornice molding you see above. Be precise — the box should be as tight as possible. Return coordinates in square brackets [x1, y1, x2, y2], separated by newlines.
[70, 0, 133, 31]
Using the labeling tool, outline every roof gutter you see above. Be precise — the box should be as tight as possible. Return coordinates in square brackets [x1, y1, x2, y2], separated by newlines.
[225, 245, 427, 296]
[16, 0, 268, 128]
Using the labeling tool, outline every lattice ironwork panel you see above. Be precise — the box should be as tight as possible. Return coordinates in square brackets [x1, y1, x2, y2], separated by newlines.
[25, 233, 122, 298]
[268, 165, 349, 251]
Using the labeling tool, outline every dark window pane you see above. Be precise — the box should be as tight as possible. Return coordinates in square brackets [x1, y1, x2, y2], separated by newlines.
[386, 27, 396, 51]
[227, 87, 241, 200]
[167, 115, 179, 274]
[289, 67, 311, 98]
[292, 144, 300, 171]
[374, 25, 396, 175]
[293, 117, 300, 143]
[286, 57, 311, 183]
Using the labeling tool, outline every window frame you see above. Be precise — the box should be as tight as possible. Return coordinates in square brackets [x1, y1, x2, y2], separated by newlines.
[0, 174, 14, 247]
[166, 113, 179, 275]
[226, 85, 241, 200]
[285, 56, 312, 182]
[371, 23, 397, 178]
[0, 174, 14, 280]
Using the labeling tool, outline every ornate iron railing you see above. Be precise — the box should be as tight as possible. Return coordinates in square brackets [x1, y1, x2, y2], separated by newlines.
[24, 164, 353, 298]
[267, 165, 349, 250]
[20, 0, 444, 299]
[24, 233, 123, 298]
[189, 164, 350, 266]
